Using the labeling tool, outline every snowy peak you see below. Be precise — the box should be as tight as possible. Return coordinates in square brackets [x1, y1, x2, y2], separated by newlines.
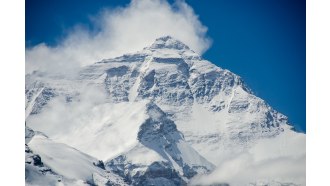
[138, 102, 183, 147]
[142, 35, 201, 63]
[106, 102, 214, 185]
[25, 35, 302, 185]
[148, 35, 190, 51]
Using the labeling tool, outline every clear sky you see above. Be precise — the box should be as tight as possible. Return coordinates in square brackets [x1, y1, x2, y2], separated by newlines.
[26, 0, 306, 132]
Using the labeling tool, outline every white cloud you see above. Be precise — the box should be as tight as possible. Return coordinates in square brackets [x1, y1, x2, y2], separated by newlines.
[26, 0, 211, 74]
[190, 130, 306, 186]
[26, 84, 150, 160]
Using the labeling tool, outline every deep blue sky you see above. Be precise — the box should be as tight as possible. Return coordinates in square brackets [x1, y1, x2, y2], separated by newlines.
[26, 0, 306, 132]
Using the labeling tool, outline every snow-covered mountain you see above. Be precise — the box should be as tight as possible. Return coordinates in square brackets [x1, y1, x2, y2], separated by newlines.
[25, 36, 305, 185]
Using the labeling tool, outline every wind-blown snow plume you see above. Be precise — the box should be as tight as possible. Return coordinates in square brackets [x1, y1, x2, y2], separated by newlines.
[26, 0, 211, 74]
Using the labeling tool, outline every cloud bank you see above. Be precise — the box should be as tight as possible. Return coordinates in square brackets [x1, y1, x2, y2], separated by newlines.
[26, 0, 211, 74]
[191, 130, 306, 186]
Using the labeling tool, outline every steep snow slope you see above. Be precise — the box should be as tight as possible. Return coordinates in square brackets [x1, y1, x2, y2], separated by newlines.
[25, 144, 64, 186]
[26, 127, 127, 185]
[25, 36, 305, 185]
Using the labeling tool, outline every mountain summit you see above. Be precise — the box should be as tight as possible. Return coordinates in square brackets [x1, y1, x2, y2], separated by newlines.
[148, 36, 190, 50]
[25, 36, 305, 185]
